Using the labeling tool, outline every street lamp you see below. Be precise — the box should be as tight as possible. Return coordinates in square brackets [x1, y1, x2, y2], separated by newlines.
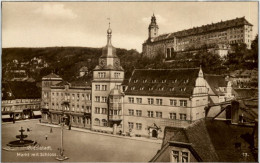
[55, 102, 69, 161]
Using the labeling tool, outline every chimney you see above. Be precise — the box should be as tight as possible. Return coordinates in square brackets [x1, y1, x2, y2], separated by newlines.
[231, 100, 240, 124]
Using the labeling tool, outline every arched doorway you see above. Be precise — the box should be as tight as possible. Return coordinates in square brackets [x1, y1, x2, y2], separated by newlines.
[152, 129, 158, 138]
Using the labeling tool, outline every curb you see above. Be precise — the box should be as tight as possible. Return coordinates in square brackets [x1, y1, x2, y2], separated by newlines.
[37, 123, 162, 144]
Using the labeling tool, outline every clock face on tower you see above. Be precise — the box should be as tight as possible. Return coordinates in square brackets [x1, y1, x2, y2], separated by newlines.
[100, 59, 105, 66]
[114, 59, 120, 67]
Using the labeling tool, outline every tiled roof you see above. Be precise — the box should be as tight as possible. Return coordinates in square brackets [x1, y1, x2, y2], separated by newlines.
[2, 81, 41, 100]
[42, 73, 61, 79]
[125, 68, 200, 97]
[162, 119, 256, 162]
[233, 88, 258, 99]
[150, 17, 252, 42]
[204, 74, 227, 95]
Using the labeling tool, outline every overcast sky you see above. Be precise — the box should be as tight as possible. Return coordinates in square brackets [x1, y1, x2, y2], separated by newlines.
[2, 1, 258, 52]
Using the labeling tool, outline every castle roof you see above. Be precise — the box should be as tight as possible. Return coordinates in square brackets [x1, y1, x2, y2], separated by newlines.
[125, 68, 200, 97]
[148, 17, 252, 43]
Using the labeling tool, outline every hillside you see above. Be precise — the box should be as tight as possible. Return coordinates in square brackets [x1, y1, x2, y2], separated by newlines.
[2, 47, 140, 82]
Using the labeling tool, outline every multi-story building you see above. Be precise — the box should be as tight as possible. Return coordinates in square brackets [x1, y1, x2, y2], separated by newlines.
[143, 15, 253, 59]
[41, 75, 92, 129]
[91, 25, 125, 134]
[122, 68, 208, 138]
[1, 81, 41, 121]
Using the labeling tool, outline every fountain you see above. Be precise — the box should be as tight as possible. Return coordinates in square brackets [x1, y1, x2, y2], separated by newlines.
[7, 127, 37, 147]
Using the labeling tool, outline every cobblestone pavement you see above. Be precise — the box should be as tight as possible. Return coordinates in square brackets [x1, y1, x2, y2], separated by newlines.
[2, 120, 161, 162]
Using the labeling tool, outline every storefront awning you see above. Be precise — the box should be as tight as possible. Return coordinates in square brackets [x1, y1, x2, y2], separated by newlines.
[2, 114, 11, 119]
[33, 111, 42, 116]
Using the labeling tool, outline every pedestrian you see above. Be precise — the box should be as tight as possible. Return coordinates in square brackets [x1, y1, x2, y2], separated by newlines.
[39, 119, 41, 123]
[69, 124, 71, 130]
[45, 135, 48, 140]
[50, 127, 52, 133]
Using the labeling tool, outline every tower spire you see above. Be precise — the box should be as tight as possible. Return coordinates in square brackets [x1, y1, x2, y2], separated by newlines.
[107, 18, 112, 45]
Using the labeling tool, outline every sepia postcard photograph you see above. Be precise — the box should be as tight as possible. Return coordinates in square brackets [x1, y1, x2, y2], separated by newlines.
[1, 1, 259, 162]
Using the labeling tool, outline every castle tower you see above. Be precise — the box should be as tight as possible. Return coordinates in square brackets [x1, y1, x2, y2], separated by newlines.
[148, 13, 159, 41]
[91, 23, 124, 133]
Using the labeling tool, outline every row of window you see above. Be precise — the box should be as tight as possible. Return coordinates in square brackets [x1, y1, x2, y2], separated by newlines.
[47, 92, 91, 101]
[130, 86, 187, 92]
[133, 79, 188, 84]
[98, 72, 121, 78]
[128, 122, 142, 130]
[51, 103, 91, 112]
[128, 97, 188, 107]
[95, 85, 107, 91]
[128, 109, 187, 120]
[95, 96, 107, 103]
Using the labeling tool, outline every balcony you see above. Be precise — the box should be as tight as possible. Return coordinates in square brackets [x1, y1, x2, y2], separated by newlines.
[109, 115, 122, 121]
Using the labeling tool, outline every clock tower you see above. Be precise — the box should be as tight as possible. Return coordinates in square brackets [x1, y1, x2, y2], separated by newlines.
[91, 23, 124, 133]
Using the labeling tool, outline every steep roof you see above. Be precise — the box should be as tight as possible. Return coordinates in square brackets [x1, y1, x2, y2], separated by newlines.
[204, 74, 228, 95]
[2, 81, 41, 100]
[233, 88, 258, 99]
[148, 17, 252, 43]
[42, 73, 62, 79]
[161, 119, 256, 162]
[125, 68, 200, 97]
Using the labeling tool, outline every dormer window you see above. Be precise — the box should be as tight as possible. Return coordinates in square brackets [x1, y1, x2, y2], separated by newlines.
[152, 80, 157, 83]
[172, 79, 178, 83]
[162, 80, 166, 83]
[184, 79, 189, 84]
[180, 87, 186, 91]
[134, 80, 138, 83]
[143, 79, 147, 83]
[149, 87, 153, 91]
[140, 87, 144, 90]
[159, 87, 164, 91]
[170, 87, 174, 91]
[131, 87, 135, 90]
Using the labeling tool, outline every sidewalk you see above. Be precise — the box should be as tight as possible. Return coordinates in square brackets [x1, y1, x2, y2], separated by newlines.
[37, 122, 162, 144]
[2, 119, 39, 125]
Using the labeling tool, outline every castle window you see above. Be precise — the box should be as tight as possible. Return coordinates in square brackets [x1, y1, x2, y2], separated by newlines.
[128, 97, 134, 103]
[131, 87, 135, 90]
[156, 99, 163, 105]
[102, 119, 107, 127]
[128, 109, 134, 116]
[180, 113, 187, 120]
[95, 96, 100, 102]
[128, 122, 134, 129]
[170, 88, 174, 91]
[134, 79, 138, 83]
[136, 123, 142, 130]
[156, 112, 162, 118]
[95, 85, 100, 91]
[170, 99, 177, 106]
[172, 79, 177, 83]
[137, 98, 142, 104]
[148, 111, 154, 118]
[140, 87, 144, 90]
[95, 107, 100, 114]
[114, 72, 120, 78]
[180, 100, 187, 107]
[184, 79, 189, 83]
[172, 151, 179, 162]
[162, 80, 166, 83]
[136, 110, 142, 116]
[152, 80, 157, 83]
[98, 72, 106, 78]
[101, 85, 107, 91]
[149, 87, 153, 91]
[143, 79, 147, 83]
[170, 113, 176, 120]
[148, 98, 154, 105]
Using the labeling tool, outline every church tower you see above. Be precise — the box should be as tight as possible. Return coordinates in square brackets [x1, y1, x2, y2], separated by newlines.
[91, 23, 124, 133]
[148, 14, 159, 41]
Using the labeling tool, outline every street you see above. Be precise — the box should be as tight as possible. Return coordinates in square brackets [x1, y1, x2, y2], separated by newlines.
[2, 120, 161, 162]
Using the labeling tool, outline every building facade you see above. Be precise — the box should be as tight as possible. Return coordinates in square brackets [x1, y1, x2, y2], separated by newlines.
[41, 75, 92, 129]
[143, 15, 253, 59]
[91, 25, 125, 134]
[2, 81, 41, 121]
[40, 25, 211, 139]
